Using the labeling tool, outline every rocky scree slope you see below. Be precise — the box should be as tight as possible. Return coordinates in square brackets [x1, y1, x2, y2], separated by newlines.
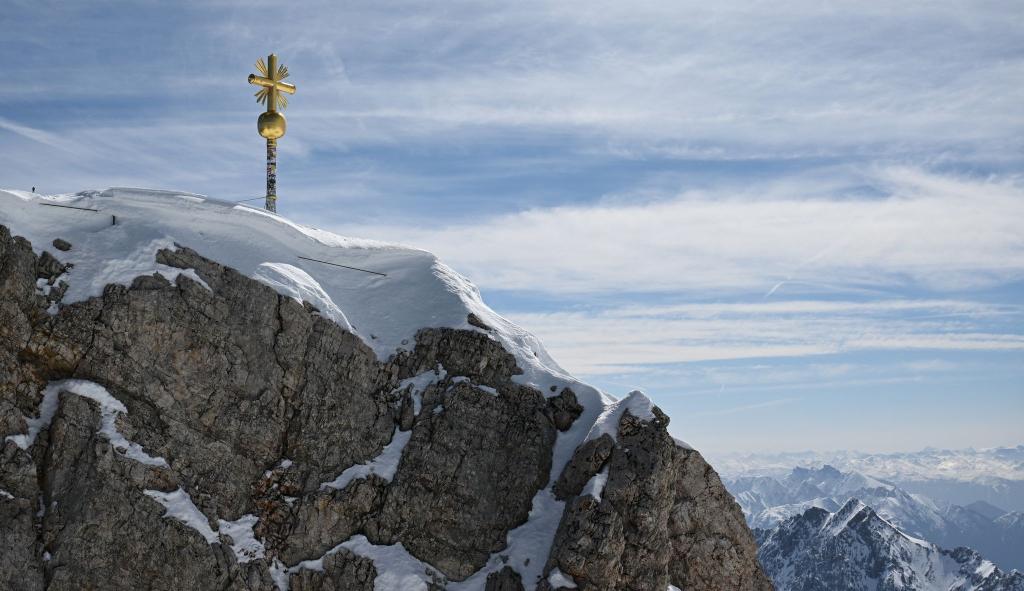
[0, 193, 769, 591]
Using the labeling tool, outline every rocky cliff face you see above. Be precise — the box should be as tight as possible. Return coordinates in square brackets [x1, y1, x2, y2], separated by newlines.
[0, 222, 770, 591]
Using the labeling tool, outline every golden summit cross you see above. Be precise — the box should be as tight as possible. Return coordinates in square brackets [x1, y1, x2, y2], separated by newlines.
[248, 54, 296, 213]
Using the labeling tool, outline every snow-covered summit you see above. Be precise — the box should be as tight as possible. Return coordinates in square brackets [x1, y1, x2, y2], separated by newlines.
[0, 187, 610, 407]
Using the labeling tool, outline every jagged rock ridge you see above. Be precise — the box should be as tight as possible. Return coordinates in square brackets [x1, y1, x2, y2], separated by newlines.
[0, 190, 770, 591]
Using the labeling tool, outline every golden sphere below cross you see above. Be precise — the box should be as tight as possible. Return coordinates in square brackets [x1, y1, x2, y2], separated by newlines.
[258, 110, 287, 140]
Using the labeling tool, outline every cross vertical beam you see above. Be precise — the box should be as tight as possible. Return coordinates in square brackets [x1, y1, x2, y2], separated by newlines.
[266, 54, 278, 112]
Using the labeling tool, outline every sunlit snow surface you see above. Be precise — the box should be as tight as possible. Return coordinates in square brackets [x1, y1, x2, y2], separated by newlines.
[0, 187, 671, 591]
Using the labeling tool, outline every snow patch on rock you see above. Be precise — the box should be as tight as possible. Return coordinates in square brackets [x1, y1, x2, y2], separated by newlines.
[393, 366, 447, 415]
[585, 390, 656, 443]
[321, 426, 412, 491]
[218, 514, 266, 563]
[157, 264, 211, 291]
[144, 488, 219, 544]
[448, 488, 567, 591]
[146, 490, 270, 562]
[582, 466, 609, 501]
[279, 534, 444, 591]
[450, 375, 499, 396]
[547, 567, 578, 588]
[5, 379, 167, 470]
[340, 535, 445, 591]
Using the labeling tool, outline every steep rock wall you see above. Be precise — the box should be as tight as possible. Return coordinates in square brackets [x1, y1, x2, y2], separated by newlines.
[0, 225, 770, 591]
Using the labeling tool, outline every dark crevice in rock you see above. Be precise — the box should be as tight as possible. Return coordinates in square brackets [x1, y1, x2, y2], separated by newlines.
[68, 305, 102, 379]
[272, 295, 293, 464]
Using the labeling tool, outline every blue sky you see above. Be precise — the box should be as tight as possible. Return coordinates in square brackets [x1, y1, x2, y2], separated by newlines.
[2, 0, 1022, 453]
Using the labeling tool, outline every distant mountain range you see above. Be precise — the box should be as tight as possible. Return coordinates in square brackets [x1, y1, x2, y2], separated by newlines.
[713, 445, 1024, 512]
[756, 499, 1024, 591]
[725, 465, 1024, 572]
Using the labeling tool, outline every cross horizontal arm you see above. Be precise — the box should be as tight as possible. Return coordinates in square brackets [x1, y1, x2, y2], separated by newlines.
[247, 74, 297, 94]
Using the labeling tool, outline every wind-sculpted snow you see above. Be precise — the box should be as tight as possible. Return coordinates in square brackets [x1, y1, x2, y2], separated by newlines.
[0, 188, 768, 591]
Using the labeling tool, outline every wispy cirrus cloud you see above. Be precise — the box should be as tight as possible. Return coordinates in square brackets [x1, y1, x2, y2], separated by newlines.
[0, 118, 82, 153]
[505, 299, 1024, 375]
[691, 397, 800, 417]
[335, 167, 1024, 296]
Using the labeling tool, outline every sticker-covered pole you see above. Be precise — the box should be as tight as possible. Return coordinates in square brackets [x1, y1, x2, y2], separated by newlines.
[266, 139, 277, 212]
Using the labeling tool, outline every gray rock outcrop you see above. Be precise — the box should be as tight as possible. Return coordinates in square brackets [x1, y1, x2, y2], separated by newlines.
[0, 224, 770, 590]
